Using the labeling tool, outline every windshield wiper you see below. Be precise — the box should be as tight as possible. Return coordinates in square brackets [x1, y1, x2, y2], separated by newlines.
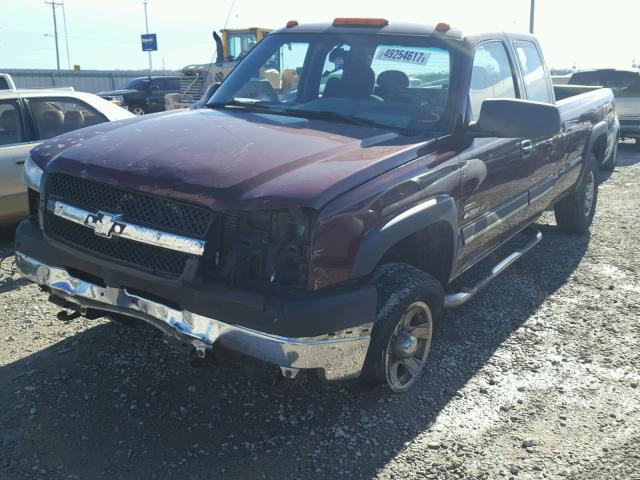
[206, 99, 274, 112]
[207, 102, 414, 135]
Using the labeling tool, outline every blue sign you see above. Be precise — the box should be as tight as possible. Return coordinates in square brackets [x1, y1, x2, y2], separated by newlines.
[141, 34, 157, 52]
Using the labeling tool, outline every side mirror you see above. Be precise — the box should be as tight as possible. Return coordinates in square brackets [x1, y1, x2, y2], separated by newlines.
[468, 99, 561, 139]
[149, 84, 160, 92]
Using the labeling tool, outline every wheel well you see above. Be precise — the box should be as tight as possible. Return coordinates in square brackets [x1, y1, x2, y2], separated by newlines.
[377, 222, 454, 286]
[592, 134, 608, 164]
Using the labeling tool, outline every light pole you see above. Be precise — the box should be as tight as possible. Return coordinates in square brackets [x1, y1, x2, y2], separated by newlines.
[44, 1, 62, 70]
[60, 0, 71, 69]
[529, 0, 536, 34]
[143, 0, 152, 72]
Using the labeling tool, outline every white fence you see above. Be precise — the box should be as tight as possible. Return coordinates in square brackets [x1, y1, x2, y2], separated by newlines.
[1, 69, 179, 94]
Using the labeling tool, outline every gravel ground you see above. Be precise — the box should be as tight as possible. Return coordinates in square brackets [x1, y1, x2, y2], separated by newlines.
[1, 145, 639, 480]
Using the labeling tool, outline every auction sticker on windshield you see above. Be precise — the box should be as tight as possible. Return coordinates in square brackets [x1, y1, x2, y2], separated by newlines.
[375, 47, 431, 65]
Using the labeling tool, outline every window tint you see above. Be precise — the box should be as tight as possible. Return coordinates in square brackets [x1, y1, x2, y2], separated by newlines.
[0, 77, 10, 90]
[469, 42, 518, 122]
[515, 41, 552, 103]
[166, 77, 180, 90]
[0, 101, 24, 146]
[569, 71, 602, 85]
[121, 78, 149, 90]
[29, 97, 107, 140]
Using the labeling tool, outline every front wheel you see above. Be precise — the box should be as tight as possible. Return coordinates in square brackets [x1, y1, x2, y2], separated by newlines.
[554, 153, 598, 233]
[129, 104, 147, 116]
[362, 263, 443, 393]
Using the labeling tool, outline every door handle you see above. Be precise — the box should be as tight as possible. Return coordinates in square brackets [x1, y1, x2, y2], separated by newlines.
[520, 140, 534, 159]
[15, 160, 25, 165]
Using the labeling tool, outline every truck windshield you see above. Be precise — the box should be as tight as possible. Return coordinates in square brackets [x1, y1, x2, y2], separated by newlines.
[120, 78, 150, 90]
[209, 32, 452, 134]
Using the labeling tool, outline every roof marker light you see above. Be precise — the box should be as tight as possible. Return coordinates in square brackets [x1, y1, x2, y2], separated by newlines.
[286, 20, 299, 28]
[333, 18, 389, 27]
[435, 22, 451, 33]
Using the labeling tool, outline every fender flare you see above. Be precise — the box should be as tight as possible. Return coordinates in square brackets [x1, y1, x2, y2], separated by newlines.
[351, 196, 459, 280]
[584, 121, 609, 161]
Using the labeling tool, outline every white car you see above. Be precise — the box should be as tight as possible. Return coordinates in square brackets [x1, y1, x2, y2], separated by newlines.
[0, 89, 134, 225]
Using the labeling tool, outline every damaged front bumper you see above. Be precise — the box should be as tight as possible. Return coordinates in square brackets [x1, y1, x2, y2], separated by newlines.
[15, 252, 372, 381]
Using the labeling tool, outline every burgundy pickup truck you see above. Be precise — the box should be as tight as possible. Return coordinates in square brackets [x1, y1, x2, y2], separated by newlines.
[17, 19, 618, 392]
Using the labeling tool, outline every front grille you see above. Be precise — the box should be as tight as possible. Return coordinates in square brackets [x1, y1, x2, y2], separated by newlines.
[179, 74, 205, 103]
[44, 174, 217, 279]
[45, 212, 190, 278]
[47, 174, 213, 238]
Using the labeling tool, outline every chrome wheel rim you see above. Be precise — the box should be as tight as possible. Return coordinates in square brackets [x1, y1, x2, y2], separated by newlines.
[131, 107, 145, 115]
[384, 301, 433, 392]
[584, 171, 595, 216]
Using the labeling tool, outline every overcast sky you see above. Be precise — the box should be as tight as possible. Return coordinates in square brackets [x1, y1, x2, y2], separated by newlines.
[0, 0, 638, 72]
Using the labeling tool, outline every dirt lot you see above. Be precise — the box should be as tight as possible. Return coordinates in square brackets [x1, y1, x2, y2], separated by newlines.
[1, 145, 639, 480]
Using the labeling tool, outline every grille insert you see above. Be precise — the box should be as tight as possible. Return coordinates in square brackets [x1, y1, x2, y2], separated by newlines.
[47, 174, 213, 238]
[45, 212, 190, 278]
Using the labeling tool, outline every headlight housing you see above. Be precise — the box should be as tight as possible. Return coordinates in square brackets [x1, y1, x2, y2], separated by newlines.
[23, 155, 44, 192]
[112, 95, 124, 105]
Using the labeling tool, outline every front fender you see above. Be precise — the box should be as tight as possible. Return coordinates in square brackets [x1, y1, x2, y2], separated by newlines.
[351, 195, 459, 279]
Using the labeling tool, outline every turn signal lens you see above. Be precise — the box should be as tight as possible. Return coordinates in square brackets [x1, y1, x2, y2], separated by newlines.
[286, 20, 299, 28]
[435, 22, 451, 33]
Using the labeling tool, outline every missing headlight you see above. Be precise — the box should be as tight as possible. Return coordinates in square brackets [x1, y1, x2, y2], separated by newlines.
[204, 208, 313, 286]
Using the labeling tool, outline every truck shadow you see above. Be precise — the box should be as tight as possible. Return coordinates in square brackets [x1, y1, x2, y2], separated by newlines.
[0, 220, 589, 479]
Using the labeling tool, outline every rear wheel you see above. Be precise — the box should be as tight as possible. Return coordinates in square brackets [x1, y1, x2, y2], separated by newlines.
[362, 263, 443, 393]
[554, 153, 598, 233]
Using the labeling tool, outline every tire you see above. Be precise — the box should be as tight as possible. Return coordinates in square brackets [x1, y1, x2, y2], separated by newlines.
[601, 137, 618, 171]
[554, 153, 598, 233]
[362, 263, 444, 393]
[129, 104, 147, 116]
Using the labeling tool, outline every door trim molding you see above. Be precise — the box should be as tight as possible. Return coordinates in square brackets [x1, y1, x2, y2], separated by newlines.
[462, 191, 529, 244]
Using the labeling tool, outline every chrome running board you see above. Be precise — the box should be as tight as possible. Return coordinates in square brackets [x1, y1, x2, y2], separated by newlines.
[445, 230, 542, 308]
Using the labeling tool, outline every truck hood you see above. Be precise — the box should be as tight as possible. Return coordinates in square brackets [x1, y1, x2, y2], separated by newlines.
[31, 108, 434, 211]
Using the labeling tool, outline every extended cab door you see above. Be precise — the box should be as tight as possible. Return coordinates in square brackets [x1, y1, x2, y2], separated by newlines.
[456, 40, 534, 272]
[512, 39, 560, 206]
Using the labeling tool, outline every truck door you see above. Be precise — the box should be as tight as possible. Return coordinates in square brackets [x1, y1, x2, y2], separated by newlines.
[513, 40, 559, 207]
[457, 40, 532, 271]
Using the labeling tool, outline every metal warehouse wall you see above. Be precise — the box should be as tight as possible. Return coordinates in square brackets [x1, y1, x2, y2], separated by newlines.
[1, 69, 179, 94]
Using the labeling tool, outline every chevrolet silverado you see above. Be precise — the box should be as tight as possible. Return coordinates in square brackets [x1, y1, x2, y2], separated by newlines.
[16, 19, 618, 392]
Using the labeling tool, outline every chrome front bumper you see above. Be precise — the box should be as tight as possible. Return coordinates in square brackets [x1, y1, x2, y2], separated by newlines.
[15, 252, 372, 381]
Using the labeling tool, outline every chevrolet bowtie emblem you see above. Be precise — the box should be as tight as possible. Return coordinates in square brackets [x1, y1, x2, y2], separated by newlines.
[84, 211, 124, 238]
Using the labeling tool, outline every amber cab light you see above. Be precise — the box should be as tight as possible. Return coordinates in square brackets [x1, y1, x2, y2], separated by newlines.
[333, 18, 389, 27]
[435, 22, 451, 33]
[286, 20, 299, 28]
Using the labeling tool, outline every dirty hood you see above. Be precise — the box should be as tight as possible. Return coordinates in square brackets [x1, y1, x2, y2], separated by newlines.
[31, 108, 432, 211]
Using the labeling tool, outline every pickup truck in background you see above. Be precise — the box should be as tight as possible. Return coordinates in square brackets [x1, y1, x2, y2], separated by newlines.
[16, 19, 618, 392]
[97, 76, 180, 115]
[569, 69, 639, 151]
